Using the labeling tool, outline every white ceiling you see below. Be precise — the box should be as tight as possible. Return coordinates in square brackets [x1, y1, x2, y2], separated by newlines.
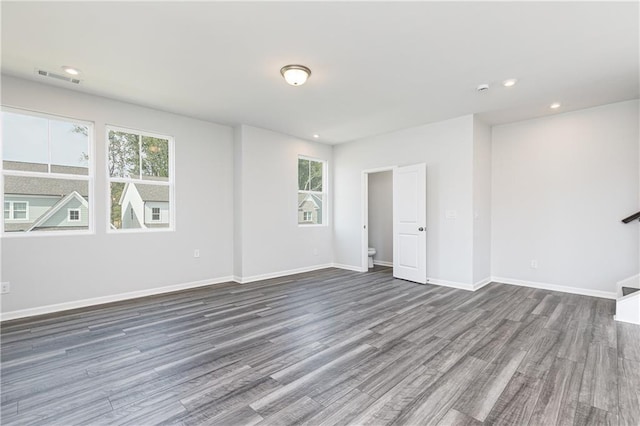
[1, 1, 638, 144]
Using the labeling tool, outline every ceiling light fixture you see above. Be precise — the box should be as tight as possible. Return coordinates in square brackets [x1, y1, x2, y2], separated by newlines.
[62, 66, 80, 76]
[502, 79, 518, 87]
[313, 134, 319, 138]
[550, 102, 561, 109]
[280, 64, 311, 86]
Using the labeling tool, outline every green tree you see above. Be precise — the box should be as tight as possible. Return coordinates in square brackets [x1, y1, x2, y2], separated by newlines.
[298, 158, 323, 191]
[110, 182, 125, 228]
[141, 136, 169, 178]
[108, 131, 140, 177]
[71, 125, 89, 166]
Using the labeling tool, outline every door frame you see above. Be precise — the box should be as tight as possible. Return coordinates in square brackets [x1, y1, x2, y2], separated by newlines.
[361, 166, 396, 272]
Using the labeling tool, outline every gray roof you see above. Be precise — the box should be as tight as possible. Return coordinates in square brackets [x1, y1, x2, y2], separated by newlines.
[4, 175, 89, 197]
[298, 193, 322, 208]
[135, 183, 170, 202]
[4, 222, 30, 232]
[4, 161, 88, 176]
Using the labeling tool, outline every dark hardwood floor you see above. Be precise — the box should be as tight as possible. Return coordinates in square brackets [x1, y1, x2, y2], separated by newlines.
[1, 267, 639, 425]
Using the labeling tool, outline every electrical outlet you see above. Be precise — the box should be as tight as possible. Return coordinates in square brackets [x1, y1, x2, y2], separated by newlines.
[1, 282, 10, 294]
[530, 259, 538, 269]
[193, 249, 200, 258]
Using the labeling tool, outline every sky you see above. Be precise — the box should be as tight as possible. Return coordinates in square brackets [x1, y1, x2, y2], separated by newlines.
[2, 112, 89, 168]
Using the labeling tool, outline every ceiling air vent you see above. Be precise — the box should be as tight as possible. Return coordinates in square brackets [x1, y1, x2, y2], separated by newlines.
[36, 69, 81, 84]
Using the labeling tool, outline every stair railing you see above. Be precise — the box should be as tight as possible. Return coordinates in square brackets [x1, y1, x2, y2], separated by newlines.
[622, 211, 640, 223]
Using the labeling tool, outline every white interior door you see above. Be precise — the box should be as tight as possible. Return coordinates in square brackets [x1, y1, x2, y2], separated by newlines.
[393, 163, 427, 283]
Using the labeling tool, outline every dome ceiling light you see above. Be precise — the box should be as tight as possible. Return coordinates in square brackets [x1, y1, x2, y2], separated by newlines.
[280, 64, 311, 86]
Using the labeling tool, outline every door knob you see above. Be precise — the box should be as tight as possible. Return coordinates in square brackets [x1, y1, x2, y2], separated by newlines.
[418, 227, 425, 231]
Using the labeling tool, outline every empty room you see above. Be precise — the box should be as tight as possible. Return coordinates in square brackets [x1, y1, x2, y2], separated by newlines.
[1, 1, 639, 425]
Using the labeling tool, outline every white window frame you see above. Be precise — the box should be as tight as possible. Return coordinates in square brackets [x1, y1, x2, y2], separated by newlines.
[1, 107, 94, 237]
[106, 125, 175, 233]
[303, 211, 313, 222]
[4, 200, 30, 221]
[68, 208, 81, 222]
[297, 155, 328, 227]
[151, 206, 161, 222]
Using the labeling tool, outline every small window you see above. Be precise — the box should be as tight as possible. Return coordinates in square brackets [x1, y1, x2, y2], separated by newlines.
[3, 201, 29, 220]
[152, 207, 160, 221]
[13, 202, 27, 219]
[298, 157, 327, 225]
[68, 209, 80, 222]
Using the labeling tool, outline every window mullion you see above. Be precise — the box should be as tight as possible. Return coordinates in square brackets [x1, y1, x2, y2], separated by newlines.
[47, 119, 52, 173]
[138, 133, 143, 180]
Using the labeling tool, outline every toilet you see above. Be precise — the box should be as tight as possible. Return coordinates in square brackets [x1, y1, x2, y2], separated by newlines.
[367, 247, 376, 268]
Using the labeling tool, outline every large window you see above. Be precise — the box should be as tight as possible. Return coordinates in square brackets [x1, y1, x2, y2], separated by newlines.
[298, 156, 326, 225]
[1, 109, 92, 234]
[107, 126, 173, 231]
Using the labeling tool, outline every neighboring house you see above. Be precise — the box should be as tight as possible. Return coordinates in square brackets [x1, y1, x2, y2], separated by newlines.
[298, 193, 322, 224]
[119, 182, 170, 229]
[3, 162, 89, 232]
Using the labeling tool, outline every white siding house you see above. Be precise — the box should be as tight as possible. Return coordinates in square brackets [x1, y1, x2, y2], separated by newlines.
[3, 162, 89, 232]
[119, 183, 170, 229]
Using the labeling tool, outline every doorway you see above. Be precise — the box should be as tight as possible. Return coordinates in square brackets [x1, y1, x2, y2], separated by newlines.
[363, 169, 394, 272]
[361, 164, 427, 283]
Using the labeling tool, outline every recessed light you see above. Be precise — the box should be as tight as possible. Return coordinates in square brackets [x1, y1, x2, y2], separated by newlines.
[550, 102, 561, 109]
[502, 79, 518, 87]
[313, 134, 319, 139]
[62, 66, 80, 76]
[477, 83, 489, 92]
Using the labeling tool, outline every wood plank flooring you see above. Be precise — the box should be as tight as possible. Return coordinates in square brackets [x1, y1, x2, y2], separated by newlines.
[1, 267, 639, 425]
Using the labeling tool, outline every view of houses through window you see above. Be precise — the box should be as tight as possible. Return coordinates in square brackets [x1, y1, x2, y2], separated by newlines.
[107, 127, 172, 231]
[68, 209, 80, 222]
[298, 156, 326, 225]
[2, 109, 92, 233]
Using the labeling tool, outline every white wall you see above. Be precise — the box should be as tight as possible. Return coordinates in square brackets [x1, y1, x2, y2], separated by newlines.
[233, 125, 244, 277]
[368, 171, 393, 264]
[492, 100, 640, 294]
[234, 125, 333, 280]
[334, 115, 475, 286]
[472, 117, 492, 285]
[1, 75, 235, 314]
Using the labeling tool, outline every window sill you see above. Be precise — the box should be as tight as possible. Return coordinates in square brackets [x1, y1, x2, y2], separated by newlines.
[106, 227, 175, 234]
[2, 230, 94, 238]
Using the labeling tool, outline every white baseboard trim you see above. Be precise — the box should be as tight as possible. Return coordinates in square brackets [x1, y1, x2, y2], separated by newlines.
[473, 277, 492, 291]
[373, 260, 393, 267]
[0, 276, 234, 322]
[235, 264, 334, 284]
[492, 276, 617, 300]
[426, 277, 474, 291]
[614, 315, 640, 326]
[332, 263, 365, 272]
